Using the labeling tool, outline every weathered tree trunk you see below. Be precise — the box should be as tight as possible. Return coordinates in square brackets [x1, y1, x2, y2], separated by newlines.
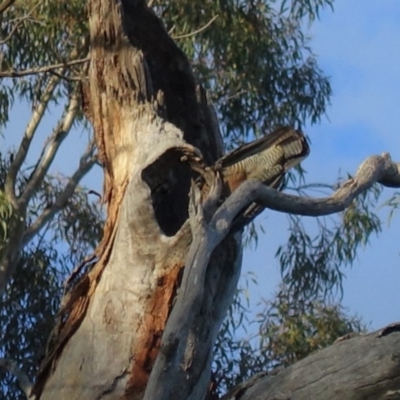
[33, 1, 241, 399]
[30, 1, 400, 400]
[223, 325, 400, 400]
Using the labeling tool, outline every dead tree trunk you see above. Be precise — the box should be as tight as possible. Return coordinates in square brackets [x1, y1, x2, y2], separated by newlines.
[32, 1, 241, 399]
[223, 325, 400, 400]
[30, 1, 400, 400]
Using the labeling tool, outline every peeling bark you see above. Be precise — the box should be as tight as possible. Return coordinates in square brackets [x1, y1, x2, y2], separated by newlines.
[33, 1, 237, 399]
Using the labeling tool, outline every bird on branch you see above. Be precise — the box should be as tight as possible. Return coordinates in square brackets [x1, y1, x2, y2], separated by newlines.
[180, 126, 310, 228]
[216, 126, 310, 194]
[211, 126, 310, 230]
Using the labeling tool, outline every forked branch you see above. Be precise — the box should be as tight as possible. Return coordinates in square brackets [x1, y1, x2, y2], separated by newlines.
[0, 0, 45, 45]
[215, 153, 400, 231]
[145, 151, 400, 400]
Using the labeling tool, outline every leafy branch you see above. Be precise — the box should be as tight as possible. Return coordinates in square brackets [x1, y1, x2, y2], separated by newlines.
[0, 0, 45, 45]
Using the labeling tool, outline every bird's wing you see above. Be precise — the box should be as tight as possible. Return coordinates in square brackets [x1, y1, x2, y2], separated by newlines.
[217, 126, 310, 191]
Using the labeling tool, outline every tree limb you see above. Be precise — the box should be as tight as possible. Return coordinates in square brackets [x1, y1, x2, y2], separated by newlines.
[222, 324, 400, 400]
[144, 150, 400, 400]
[0, 358, 33, 399]
[18, 90, 80, 208]
[0, 58, 89, 78]
[217, 153, 400, 227]
[4, 74, 61, 207]
[22, 141, 97, 246]
[144, 176, 240, 400]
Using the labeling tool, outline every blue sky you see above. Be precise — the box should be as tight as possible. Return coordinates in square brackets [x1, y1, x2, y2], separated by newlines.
[242, 0, 400, 331]
[306, 0, 400, 329]
[2, 1, 400, 334]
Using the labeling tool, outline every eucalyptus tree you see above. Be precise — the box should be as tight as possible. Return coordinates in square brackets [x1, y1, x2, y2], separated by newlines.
[1, 1, 399, 399]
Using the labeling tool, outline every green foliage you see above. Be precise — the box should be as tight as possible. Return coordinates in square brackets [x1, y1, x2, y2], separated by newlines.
[383, 191, 400, 224]
[257, 285, 365, 368]
[0, 245, 66, 400]
[280, 0, 334, 22]
[0, 152, 103, 399]
[277, 182, 382, 299]
[212, 283, 364, 396]
[0, 0, 89, 132]
[154, 0, 331, 149]
[0, 0, 391, 399]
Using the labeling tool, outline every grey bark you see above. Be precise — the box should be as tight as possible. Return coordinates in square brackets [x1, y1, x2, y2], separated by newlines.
[223, 324, 400, 400]
[142, 149, 400, 400]
[34, 1, 239, 398]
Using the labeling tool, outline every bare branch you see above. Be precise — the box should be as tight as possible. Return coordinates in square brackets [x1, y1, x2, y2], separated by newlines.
[172, 15, 219, 39]
[145, 152, 400, 400]
[0, 0, 45, 45]
[18, 90, 80, 208]
[0, 358, 33, 399]
[49, 70, 84, 82]
[22, 142, 97, 245]
[0, 58, 90, 78]
[4, 74, 61, 206]
[144, 182, 224, 400]
[0, 0, 16, 14]
[216, 153, 400, 228]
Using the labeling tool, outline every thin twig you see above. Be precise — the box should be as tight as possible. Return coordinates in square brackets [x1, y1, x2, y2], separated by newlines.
[0, 57, 90, 78]
[225, 90, 249, 102]
[168, 24, 176, 35]
[172, 15, 218, 39]
[49, 69, 84, 82]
